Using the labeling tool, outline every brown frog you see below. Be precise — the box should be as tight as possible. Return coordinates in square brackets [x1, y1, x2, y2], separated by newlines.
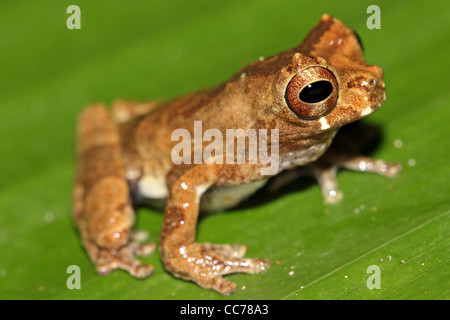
[73, 14, 400, 295]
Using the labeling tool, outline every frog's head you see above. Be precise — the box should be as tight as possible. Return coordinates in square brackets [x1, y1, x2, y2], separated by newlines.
[271, 14, 386, 134]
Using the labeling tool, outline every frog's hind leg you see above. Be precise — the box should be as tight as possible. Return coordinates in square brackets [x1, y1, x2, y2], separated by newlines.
[74, 104, 155, 278]
[111, 99, 160, 124]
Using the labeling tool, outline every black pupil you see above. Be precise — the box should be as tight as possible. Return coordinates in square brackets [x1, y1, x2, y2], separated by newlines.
[299, 81, 333, 103]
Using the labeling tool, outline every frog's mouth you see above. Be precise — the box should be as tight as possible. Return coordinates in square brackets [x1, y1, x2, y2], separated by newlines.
[360, 105, 375, 117]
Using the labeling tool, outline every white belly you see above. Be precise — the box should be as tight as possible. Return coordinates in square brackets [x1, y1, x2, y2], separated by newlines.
[137, 173, 268, 213]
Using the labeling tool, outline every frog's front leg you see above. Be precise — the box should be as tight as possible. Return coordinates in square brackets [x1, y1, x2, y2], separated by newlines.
[74, 104, 155, 278]
[270, 148, 401, 204]
[308, 149, 402, 204]
[160, 164, 270, 295]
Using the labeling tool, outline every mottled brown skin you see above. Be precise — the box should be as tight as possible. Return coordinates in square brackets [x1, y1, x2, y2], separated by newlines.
[74, 14, 400, 295]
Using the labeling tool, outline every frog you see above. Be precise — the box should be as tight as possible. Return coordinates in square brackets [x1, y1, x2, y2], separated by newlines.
[73, 14, 401, 295]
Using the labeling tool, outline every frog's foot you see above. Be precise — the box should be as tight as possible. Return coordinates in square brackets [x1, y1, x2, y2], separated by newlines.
[77, 177, 156, 278]
[162, 242, 270, 295]
[308, 155, 402, 204]
[338, 156, 402, 178]
[85, 237, 155, 279]
[130, 230, 157, 257]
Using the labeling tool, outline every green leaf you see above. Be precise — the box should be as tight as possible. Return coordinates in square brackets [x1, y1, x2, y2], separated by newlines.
[0, 0, 448, 300]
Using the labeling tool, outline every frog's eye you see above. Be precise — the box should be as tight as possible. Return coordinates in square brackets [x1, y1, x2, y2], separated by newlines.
[285, 67, 338, 120]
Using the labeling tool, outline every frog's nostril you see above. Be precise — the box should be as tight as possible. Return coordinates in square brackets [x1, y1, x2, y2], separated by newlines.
[367, 78, 385, 91]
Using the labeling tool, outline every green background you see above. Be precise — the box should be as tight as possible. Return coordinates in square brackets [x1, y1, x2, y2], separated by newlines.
[0, 0, 448, 299]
